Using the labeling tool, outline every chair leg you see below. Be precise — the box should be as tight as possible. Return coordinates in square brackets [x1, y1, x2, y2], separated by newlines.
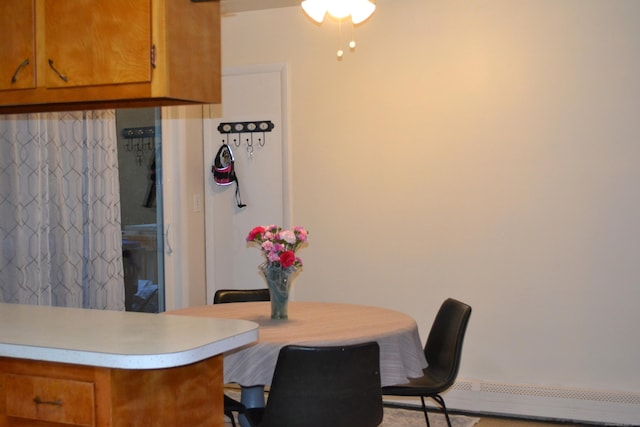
[430, 394, 452, 427]
[419, 396, 431, 427]
[225, 412, 237, 427]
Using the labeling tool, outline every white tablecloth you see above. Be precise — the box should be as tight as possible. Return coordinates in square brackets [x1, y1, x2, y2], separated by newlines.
[171, 301, 427, 387]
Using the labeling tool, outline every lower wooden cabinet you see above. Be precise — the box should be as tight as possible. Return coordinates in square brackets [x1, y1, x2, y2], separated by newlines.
[0, 356, 223, 427]
[5, 374, 95, 426]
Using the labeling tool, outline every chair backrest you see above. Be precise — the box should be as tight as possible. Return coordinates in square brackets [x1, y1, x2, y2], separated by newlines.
[424, 298, 472, 390]
[213, 288, 270, 304]
[260, 342, 383, 427]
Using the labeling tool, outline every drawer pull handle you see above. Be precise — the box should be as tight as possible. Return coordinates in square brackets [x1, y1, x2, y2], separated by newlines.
[11, 59, 30, 84]
[33, 396, 63, 406]
[48, 59, 68, 83]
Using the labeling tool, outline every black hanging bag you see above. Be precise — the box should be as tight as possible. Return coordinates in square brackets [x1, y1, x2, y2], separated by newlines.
[212, 143, 246, 208]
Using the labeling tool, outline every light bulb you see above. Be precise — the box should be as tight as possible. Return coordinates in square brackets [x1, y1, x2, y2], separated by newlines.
[326, 0, 351, 19]
[349, 40, 356, 49]
[337, 49, 344, 58]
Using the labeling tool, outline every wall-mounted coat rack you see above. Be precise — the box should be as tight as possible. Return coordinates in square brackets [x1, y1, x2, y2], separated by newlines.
[121, 126, 158, 208]
[217, 120, 274, 134]
[217, 120, 274, 156]
[121, 126, 157, 167]
[122, 126, 156, 139]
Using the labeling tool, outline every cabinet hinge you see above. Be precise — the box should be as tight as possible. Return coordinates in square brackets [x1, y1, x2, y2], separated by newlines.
[151, 45, 156, 69]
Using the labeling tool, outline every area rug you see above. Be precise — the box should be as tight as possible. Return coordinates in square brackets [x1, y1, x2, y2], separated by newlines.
[223, 389, 479, 426]
[381, 405, 479, 427]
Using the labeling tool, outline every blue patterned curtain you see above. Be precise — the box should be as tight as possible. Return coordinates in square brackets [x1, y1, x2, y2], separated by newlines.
[0, 110, 124, 310]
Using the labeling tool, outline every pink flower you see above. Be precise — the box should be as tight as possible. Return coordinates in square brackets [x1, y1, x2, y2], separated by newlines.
[268, 252, 280, 263]
[294, 227, 308, 241]
[246, 226, 265, 242]
[280, 251, 296, 268]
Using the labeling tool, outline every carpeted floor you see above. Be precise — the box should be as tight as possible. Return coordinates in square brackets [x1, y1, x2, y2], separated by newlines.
[222, 389, 479, 427]
[225, 409, 478, 427]
[381, 406, 479, 427]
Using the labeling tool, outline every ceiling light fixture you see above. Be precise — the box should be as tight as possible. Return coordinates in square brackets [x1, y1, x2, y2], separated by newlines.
[301, 0, 376, 60]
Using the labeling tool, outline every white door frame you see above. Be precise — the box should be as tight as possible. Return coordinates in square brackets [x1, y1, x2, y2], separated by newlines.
[161, 105, 208, 311]
[203, 63, 292, 304]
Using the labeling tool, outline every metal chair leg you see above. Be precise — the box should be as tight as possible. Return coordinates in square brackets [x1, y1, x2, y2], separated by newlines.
[420, 396, 431, 427]
[431, 394, 452, 427]
[225, 413, 237, 427]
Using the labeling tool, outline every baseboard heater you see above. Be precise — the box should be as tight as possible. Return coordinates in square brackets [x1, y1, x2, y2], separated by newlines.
[385, 379, 640, 426]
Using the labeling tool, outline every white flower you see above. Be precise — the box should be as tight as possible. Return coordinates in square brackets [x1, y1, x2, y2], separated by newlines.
[280, 230, 296, 244]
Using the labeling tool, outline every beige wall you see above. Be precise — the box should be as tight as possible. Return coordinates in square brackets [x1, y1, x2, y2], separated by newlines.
[220, 0, 640, 421]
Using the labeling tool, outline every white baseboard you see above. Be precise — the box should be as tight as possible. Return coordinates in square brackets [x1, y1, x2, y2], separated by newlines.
[385, 379, 640, 426]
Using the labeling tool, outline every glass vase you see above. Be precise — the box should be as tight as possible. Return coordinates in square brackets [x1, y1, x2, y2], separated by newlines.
[260, 263, 296, 320]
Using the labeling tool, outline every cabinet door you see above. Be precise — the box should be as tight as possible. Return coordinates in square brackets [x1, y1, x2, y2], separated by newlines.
[42, 0, 152, 88]
[0, 0, 36, 90]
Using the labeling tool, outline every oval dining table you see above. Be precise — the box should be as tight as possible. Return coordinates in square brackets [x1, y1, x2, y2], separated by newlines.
[169, 301, 428, 427]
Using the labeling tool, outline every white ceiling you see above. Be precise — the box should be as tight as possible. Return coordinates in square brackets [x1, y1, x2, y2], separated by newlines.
[220, 0, 300, 14]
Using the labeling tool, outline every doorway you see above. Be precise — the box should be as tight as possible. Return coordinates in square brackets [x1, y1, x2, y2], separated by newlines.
[204, 64, 291, 302]
[115, 108, 165, 312]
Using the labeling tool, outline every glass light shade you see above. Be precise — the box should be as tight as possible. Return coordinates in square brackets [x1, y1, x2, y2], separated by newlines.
[301, 0, 327, 23]
[350, 0, 376, 24]
[302, 0, 375, 24]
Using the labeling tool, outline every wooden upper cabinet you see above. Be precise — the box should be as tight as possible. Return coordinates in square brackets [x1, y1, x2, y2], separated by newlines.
[0, 0, 36, 91]
[0, 0, 221, 113]
[41, 0, 152, 88]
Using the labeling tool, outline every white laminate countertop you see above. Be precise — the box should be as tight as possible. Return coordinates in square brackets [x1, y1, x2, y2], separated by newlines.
[0, 303, 258, 370]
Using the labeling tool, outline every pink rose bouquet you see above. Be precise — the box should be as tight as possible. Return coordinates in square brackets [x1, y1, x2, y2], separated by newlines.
[246, 225, 309, 268]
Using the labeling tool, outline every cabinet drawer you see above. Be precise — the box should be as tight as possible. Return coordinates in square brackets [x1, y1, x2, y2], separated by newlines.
[4, 374, 95, 426]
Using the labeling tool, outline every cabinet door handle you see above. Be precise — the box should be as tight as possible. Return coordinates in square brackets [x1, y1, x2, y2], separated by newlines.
[10, 59, 30, 84]
[150, 44, 156, 69]
[48, 59, 68, 82]
[33, 396, 63, 406]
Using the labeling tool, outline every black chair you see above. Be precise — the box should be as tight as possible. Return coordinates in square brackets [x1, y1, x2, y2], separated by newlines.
[244, 342, 383, 427]
[213, 288, 270, 426]
[382, 298, 472, 427]
[213, 288, 270, 304]
[222, 395, 246, 427]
